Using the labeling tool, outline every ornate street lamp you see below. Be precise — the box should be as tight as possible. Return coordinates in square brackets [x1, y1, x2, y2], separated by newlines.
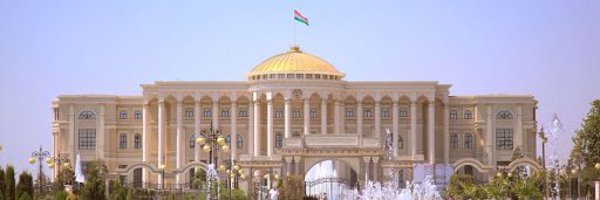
[219, 161, 243, 200]
[158, 164, 166, 190]
[195, 122, 228, 200]
[29, 145, 51, 195]
[538, 127, 549, 198]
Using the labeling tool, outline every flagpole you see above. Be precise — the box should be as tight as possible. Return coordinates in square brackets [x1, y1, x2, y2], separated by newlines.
[293, 12, 296, 46]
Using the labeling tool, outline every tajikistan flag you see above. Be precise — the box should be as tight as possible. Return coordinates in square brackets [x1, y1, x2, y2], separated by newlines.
[294, 10, 309, 26]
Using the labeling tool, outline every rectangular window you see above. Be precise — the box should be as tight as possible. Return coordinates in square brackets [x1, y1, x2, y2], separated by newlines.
[134, 111, 142, 119]
[363, 109, 372, 118]
[346, 108, 354, 117]
[184, 109, 194, 118]
[292, 110, 301, 118]
[119, 110, 128, 119]
[275, 109, 283, 118]
[221, 108, 230, 117]
[450, 110, 458, 119]
[275, 133, 283, 149]
[381, 108, 390, 118]
[310, 109, 317, 119]
[496, 128, 513, 150]
[119, 134, 127, 149]
[450, 133, 458, 149]
[464, 110, 473, 119]
[203, 108, 212, 117]
[78, 129, 96, 150]
[464, 134, 473, 149]
[399, 108, 408, 118]
[239, 108, 248, 118]
[134, 134, 142, 149]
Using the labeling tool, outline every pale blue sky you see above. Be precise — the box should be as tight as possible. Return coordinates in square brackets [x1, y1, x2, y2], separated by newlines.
[1, 1, 599, 175]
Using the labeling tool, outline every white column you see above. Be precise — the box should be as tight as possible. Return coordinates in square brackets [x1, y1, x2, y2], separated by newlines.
[427, 102, 435, 164]
[357, 102, 363, 140]
[334, 100, 341, 134]
[231, 101, 238, 160]
[304, 98, 310, 135]
[487, 105, 495, 165]
[176, 100, 183, 185]
[142, 103, 149, 183]
[194, 100, 201, 162]
[68, 105, 75, 167]
[248, 101, 254, 156]
[372, 157, 379, 181]
[253, 93, 261, 157]
[157, 100, 165, 185]
[96, 105, 105, 160]
[443, 105, 450, 164]
[212, 102, 219, 128]
[410, 102, 417, 159]
[340, 101, 345, 134]
[321, 98, 327, 135]
[267, 99, 274, 157]
[374, 101, 381, 138]
[392, 101, 399, 157]
[516, 105, 523, 150]
[284, 99, 291, 138]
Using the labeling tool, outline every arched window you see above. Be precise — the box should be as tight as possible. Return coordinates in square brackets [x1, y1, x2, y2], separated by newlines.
[450, 133, 458, 149]
[78, 111, 96, 119]
[134, 134, 141, 149]
[189, 135, 196, 148]
[449, 110, 458, 119]
[225, 134, 243, 149]
[497, 111, 513, 119]
[119, 133, 127, 149]
[464, 110, 473, 119]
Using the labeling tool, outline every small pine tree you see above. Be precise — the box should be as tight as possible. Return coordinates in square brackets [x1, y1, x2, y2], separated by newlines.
[6, 165, 16, 200]
[0, 167, 6, 199]
[15, 171, 33, 200]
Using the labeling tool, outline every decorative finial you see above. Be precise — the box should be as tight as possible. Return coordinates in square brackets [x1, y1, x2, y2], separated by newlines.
[289, 45, 301, 53]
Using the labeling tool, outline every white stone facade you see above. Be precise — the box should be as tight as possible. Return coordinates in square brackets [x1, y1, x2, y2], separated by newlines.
[50, 47, 538, 189]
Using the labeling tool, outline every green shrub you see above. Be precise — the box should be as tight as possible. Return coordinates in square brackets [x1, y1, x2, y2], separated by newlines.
[54, 191, 69, 200]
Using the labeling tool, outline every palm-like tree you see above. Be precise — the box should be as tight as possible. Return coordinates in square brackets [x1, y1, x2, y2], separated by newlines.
[514, 178, 543, 200]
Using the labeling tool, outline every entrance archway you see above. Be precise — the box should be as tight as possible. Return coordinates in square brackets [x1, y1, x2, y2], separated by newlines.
[304, 159, 357, 199]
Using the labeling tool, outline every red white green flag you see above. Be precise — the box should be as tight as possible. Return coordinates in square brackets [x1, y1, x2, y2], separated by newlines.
[294, 10, 309, 26]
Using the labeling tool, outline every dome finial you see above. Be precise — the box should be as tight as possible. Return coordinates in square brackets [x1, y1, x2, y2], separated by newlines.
[289, 45, 302, 53]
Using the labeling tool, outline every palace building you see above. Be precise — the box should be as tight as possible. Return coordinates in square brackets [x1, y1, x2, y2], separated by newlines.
[51, 46, 539, 193]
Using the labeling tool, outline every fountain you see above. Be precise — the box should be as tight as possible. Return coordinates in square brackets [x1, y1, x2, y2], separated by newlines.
[341, 129, 442, 200]
[547, 114, 563, 198]
[205, 163, 220, 200]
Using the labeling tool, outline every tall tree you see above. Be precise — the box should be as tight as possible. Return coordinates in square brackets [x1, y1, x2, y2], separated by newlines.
[15, 171, 33, 200]
[5, 165, 15, 200]
[0, 167, 6, 199]
[570, 99, 600, 167]
[79, 161, 106, 200]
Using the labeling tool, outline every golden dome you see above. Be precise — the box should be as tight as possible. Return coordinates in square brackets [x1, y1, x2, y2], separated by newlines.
[247, 46, 345, 80]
